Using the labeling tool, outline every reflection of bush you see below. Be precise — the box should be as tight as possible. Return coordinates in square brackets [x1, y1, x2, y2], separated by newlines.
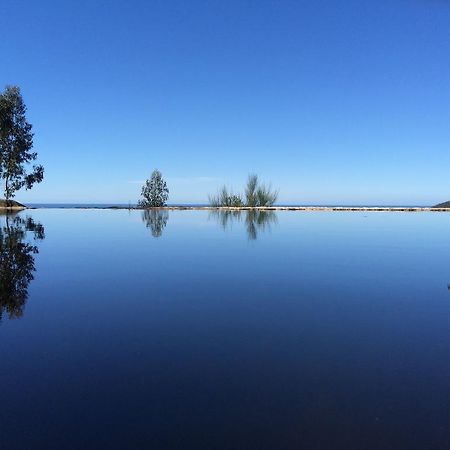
[209, 175, 278, 207]
[245, 210, 278, 240]
[210, 210, 277, 240]
[210, 209, 242, 230]
[0, 215, 45, 321]
[142, 209, 169, 238]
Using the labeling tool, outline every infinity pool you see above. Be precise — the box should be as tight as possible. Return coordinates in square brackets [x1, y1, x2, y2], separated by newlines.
[1, 209, 450, 449]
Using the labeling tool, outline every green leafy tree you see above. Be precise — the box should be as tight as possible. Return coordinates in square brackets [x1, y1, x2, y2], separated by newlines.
[139, 169, 169, 207]
[0, 86, 44, 203]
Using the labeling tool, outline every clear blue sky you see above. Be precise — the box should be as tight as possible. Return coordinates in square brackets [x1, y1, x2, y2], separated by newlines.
[1, 0, 449, 205]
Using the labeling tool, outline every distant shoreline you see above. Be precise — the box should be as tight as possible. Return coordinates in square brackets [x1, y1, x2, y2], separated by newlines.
[0, 200, 27, 211]
[11, 205, 450, 212]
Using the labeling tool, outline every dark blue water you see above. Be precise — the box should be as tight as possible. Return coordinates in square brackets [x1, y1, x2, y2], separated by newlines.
[1, 209, 450, 449]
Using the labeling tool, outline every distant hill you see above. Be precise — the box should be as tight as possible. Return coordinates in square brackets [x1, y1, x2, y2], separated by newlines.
[0, 199, 26, 209]
[432, 201, 450, 209]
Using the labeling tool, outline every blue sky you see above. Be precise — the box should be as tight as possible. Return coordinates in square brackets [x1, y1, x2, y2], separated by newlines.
[1, 0, 449, 205]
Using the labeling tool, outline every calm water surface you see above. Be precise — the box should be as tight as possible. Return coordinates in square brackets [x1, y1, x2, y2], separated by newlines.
[1, 209, 450, 449]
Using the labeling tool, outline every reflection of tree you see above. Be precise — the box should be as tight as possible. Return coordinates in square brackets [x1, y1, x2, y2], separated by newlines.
[142, 209, 169, 238]
[0, 214, 45, 321]
[210, 209, 278, 240]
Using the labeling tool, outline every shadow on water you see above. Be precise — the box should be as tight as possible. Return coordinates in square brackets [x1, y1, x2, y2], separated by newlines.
[0, 213, 45, 321]
[141, 209, 169, 238]
[210, 209, 278, 240]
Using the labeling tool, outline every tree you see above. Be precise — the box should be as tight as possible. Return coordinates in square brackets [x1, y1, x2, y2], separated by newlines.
[138, 169, 169, 207]
[0, 86, 44, 204]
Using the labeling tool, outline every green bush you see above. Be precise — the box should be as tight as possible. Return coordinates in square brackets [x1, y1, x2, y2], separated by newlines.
[245, 174, 277, 207]
[209, 174, 278, 207]
[208, 186, 244, 207]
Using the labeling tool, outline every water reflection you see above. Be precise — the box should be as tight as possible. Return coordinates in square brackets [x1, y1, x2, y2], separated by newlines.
[210, 209, 278, 240]
[141, 209, 169, 238]
[0, 214, 45, 321]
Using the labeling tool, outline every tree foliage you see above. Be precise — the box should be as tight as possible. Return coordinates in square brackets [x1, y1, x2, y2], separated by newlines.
[138, 169, 169, 207]
[0, 86, 44, 202]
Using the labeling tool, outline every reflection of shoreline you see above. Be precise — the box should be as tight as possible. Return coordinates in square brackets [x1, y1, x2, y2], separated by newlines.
[142, 209, 169, 238]
[25, 205, 450, 213]
[0, 214, 45, 321]
[210, 209, 278, 240]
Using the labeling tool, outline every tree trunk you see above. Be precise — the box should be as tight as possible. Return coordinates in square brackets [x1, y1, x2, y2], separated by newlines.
[5, 176, 9, 206]
[4, 176, 12, 207]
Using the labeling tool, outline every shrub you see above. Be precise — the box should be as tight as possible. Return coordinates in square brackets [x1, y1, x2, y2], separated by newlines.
[209, 174, 278, 207]
[208, 186, 244, 207]
[245, 174, 258, 207]
[245, 174, 278, 207]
